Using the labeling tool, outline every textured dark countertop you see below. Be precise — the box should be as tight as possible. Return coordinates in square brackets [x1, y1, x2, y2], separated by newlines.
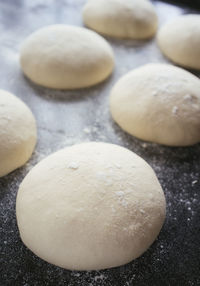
[0, 1, 200, 285]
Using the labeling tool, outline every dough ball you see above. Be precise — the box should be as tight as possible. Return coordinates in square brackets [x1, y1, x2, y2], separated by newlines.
[16, 142, 166, 270]
[110, 64, 200, 146]
[0, 90, 37, 177]
[20, 25, 114, 89]
[82, 0, 158, 39]
[157, 14, 200, 70]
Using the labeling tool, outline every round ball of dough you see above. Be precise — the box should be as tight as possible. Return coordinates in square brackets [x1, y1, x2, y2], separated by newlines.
[157, 15, 200, 70]
[20, 25, 114, 89]
[16, 142, 166, 270]
[82, 0, 158, 39]
[0, 90, 37, 177]
[110, 64, 200, 146]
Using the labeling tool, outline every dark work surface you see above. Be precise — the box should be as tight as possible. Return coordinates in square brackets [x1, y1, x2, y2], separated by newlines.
[160, 0, 200, 10]
[0, 1, 200, 286]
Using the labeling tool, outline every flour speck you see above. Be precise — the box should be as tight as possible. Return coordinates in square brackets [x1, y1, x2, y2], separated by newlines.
[184, 94, 192, 100]
[192, 180, 198, 186]
[68, 162, 79, 170]
[83, 127, 91, 134]
[172, 106, 178, 115]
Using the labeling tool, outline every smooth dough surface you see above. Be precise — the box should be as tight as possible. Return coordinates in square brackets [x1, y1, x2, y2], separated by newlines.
[20, 25, 114, 89]
[110, 64, 200, 146]
[82, 0, 158, 39]
[16, 142, 166, 270]
[157, 14, 200, 70]
[0, 90, 37, 177]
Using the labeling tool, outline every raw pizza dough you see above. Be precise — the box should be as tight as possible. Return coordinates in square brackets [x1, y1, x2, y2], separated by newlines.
[157, 14, 200, 70]
[0, 90, 37, 177]
[110, 64, 200, 146]
[20, 25, 114, 89]
[82, 0, 158, 39]
[16, 142, 166, 270]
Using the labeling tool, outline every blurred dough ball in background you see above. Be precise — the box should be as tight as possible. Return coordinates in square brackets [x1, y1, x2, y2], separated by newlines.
[110, 63, 200, 146]
[16, 142, 166, 271]
[20, 25, 114, 90]
[82, 0, 158, 39]
[0, 90, 37, 177]
[157, 14, 200, 70]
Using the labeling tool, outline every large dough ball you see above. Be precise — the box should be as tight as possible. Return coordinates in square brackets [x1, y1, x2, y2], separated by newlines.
[110, 64, 200, 146]
[82, 0, 158, 39]
[20, 25, 114, 89]
[0, 90, 37, 177]
[16, 142, 166, 270]
[157, 15, 200, 70]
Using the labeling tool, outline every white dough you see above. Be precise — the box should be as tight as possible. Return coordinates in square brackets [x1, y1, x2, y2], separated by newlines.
[16, 142, 166, 270]
[0, 90, 37, 177]
[110, 64, 200, 146]
[20, 25, 114, 89]
[82, 0, 158, 39]
[157, 14, 200, 70]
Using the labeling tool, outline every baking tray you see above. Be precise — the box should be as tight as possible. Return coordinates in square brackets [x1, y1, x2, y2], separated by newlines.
[0, 1, 200, 285]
